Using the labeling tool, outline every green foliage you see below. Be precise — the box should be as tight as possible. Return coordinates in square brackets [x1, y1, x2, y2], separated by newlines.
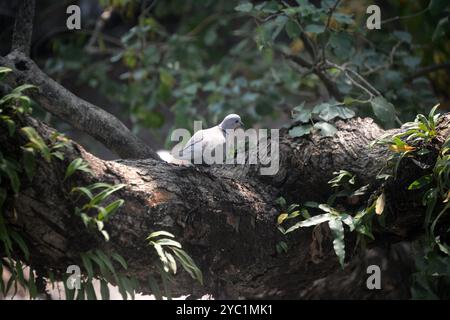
[70, 250, 138, 300]
[281, 105, 450, 297]
[72, 182, 126, 241]
[0, 79, 76, 299]
[370, 96, 397, 128]
[278, 202, 353, 268]
[372, 104, 441, 180]
[289, 101, 354, 138]
[147, 231, 203, 286]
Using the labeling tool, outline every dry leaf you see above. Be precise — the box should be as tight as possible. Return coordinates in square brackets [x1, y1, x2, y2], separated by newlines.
[389, 144, 415, 152]
[277, 213, 288, 225]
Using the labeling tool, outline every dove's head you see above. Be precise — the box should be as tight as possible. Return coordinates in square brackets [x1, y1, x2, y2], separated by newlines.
[219, 114, 244, 130]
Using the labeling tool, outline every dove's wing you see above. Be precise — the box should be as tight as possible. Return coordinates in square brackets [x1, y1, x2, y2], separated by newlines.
[177, 129, 205, 160]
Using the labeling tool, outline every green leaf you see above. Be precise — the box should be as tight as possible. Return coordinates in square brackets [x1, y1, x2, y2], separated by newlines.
[0, 263, 4, 294]
[152, 242, 169, 272]
[65, 158, 92, 180]
[21, 147, 35, 180]
[85, 281, 97, 300]
[432, 17, 448, 41]
[0, 67, 12, 75]
[71, 186, 94, 200]
[428, 0, 449, 15]
[277, 213, 288, 225]
[97, 199, 124, 221]
[340, 213, 354, 231]
[95, 250, 116, 278]
[155, 238, 182, 248]
[147, 230, 175, 239]
[304, 201, 319, 208]
[111, 252, 128, 270]
[292, 103, 311, 123]
[370, 96, 396, 128]
[431, 202, 450, 236]
[315, 103, 355, 121]
[289, 125, 312, 137]
[161, 271, 171, 300]
[148, 275, 163, 300]
[171, 247, 203, 285]
[393, 30, 412, 43]
[165, 252, 177, 274]
[285, 20, 301, 38]
[423, 188, 438, 227]
[328, 218, 345, 268]
[313, 122, 337, 137]
[80, 253, 94, 280]
[28, 270, 38, 299]
[88, 252, 111, 281]
[408, 174, 433, 190]
[305, 24, 325, 34]
[12, 84, 38, 94]
[120, 276, 136, 300]
[100, 279, 110, 300]
[0, 187, 6, 209]
[10, 230, 29, 260]
[90, 184, 125, 206]
[0, 158, 20, 194]
[375, 192, 385, 215]
[329, 32, 353, 58]
[234, 2, 253, 12]
[333, 12, 354, 24]
[276, 241, 288, 254]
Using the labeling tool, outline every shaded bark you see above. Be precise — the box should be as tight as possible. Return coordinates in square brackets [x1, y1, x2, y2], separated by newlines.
[1, 113, 448, 299]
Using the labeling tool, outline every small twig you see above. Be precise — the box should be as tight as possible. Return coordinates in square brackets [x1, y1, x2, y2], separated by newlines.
[326, 61, 375, 98]
[406, 63, 450, 81]
[346, 67, 381, 96]
[85, 7, 114, 51]
[380, 7, 429, 25]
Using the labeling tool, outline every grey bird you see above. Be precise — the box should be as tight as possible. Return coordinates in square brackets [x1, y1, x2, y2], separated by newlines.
[175, 114, 244, 164]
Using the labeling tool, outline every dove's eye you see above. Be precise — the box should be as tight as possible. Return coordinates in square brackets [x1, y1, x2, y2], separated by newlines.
[235, 120, 239, 123]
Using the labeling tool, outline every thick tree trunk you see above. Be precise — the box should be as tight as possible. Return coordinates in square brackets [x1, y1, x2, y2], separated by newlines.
[1, 113, 448, 299]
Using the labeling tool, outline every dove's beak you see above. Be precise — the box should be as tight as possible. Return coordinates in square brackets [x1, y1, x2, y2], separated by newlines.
[238, 120, 244, 128]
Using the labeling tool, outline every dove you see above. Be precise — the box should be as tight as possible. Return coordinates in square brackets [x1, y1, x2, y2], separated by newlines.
[174, 114, 244, 165]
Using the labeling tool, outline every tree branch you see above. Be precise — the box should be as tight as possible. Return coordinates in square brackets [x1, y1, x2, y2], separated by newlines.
[0, 52, 158, 160]
[3, 113, 449, 298]
[11, 0, 35, 56]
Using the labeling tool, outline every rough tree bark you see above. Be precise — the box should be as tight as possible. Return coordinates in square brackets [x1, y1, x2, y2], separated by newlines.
[1, 113, 448, 299]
